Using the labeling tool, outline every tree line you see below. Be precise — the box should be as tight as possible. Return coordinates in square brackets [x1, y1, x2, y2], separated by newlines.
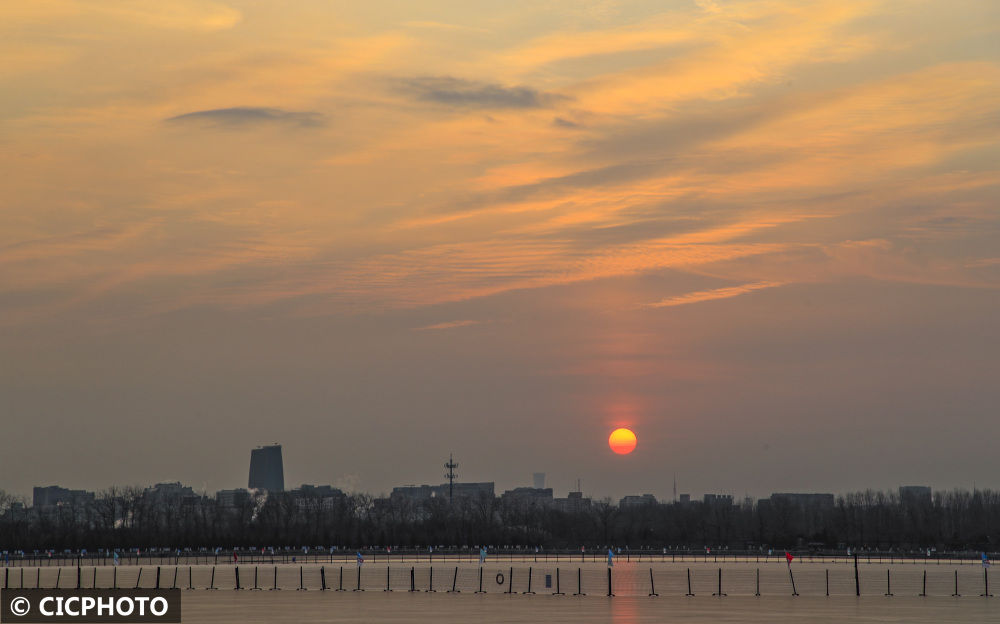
[1, 488, 998, 553]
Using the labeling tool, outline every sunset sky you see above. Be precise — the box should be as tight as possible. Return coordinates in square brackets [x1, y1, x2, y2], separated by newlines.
[2, 1, 998, 501]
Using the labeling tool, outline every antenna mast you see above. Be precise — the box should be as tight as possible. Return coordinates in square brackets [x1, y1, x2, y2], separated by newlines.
[444, 453, 458, 502]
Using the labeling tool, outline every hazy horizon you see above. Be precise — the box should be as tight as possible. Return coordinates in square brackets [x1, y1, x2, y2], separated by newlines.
[2, 1, 998, 503]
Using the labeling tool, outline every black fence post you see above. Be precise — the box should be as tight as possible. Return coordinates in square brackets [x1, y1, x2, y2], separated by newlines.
[336, 566, 345, 591]
[554, 568, 564, 596]
[952, 569, 961, 597]
[574, 567, 585, 596]
[788, 565, 798, 596]
[685, 568, 694, 596]
[206, 567, 215, 590]
[252, 566, 260, 591]
[55, 568, 61, 589]
[475, 567, 484, 593]
[755, 568, 760, 596]
[826, 569, 829, 596]
[920, 569, 926, 597]
[426, 566, 435, 592]
[982, 567, 993, 597]
[187, 567, 192, 591]
[854, 554, 860, 596]
[320, 566, 327, 591]
[884, 569, 893, 596]
[134, 568, 141, 590]
[607, 567, 614, 597]
[447, 566, 459, 593]
[77, 566, 81, 589]
[155, 566, 160, 590]
[410, 566, 417, 592]
[713, 567, 726, 596]
[648, 568, 658, 597]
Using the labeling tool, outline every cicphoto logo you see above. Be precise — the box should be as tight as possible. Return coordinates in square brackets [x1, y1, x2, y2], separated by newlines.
[1, 589, 180, 623]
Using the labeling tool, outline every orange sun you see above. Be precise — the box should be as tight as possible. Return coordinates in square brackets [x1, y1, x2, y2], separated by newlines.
[608, 428, 637, 454]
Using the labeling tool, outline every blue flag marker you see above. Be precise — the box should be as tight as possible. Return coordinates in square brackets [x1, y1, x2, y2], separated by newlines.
[607, 548, 614, 567]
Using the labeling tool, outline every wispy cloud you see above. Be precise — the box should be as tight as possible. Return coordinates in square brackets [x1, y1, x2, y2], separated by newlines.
[416, 319, 486, 330]
[645, 281, 786, 308]
[165, 107, 325, 128]
[397, 77, 568, 109]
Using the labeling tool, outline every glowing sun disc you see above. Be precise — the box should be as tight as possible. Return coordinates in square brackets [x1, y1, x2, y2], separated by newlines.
[609, 428, 637, 454]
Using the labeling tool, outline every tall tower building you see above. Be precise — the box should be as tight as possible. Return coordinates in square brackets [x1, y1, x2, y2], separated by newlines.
[248, 444, 284, 491]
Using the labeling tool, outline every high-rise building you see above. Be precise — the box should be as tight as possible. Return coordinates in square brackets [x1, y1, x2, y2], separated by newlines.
[248, 444, 284, 491]
[533, 473, 545, 489]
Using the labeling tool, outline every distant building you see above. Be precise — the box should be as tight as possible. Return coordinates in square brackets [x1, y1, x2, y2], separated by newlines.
[678, 494, 691, 505]
[248, 444, 284, 491]
[501, 487, 553, 507]
[391, 485, 437, 503]
[292, 484, 346, 511]
[899, 486, 932, 505]
[32, 486, 94, 508]
[554, 491, 591, 513]
[145, 482, 196, 502]
[619, 494, 657, 509]
[533, 473, 546, 489]
[390, 482, 494, 504]
[216, 488, 251, 508]
[703, 493, 734, 507]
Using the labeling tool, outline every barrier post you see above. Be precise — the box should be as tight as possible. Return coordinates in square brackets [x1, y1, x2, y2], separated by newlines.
[55, 568, 61, 588]
[685, 568, 694, 596]
[77, 566, 81, 589]
[854, 554, 860, 596]
[206, 567, 215, 590]
[320, 566, 327, 591]
[447, 566, 459, 593]
[337, 566, 345, 591]
[506, 567, 513, 594]
[755, 568, 760, 596]
[475, 567, 484, 593]
[713, 567, 726, 596]
[919, 569, 926, 597]
[410, 566, 417, 592]
[826, 569, 829, 596]
[524, 567, 535, 594]
[427, 566, 436, 592]
[952, 569, 961, 597]
[134, 568, 141, 589]
[607, 567, 614, 597]
[573, 567, 585, 596]
[187, 567, 193, 591]
[155, 566, 160, 590]
[648, 568, 658, 597]
[982, 567, 993, 597]
[885, 569, 893, 596]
